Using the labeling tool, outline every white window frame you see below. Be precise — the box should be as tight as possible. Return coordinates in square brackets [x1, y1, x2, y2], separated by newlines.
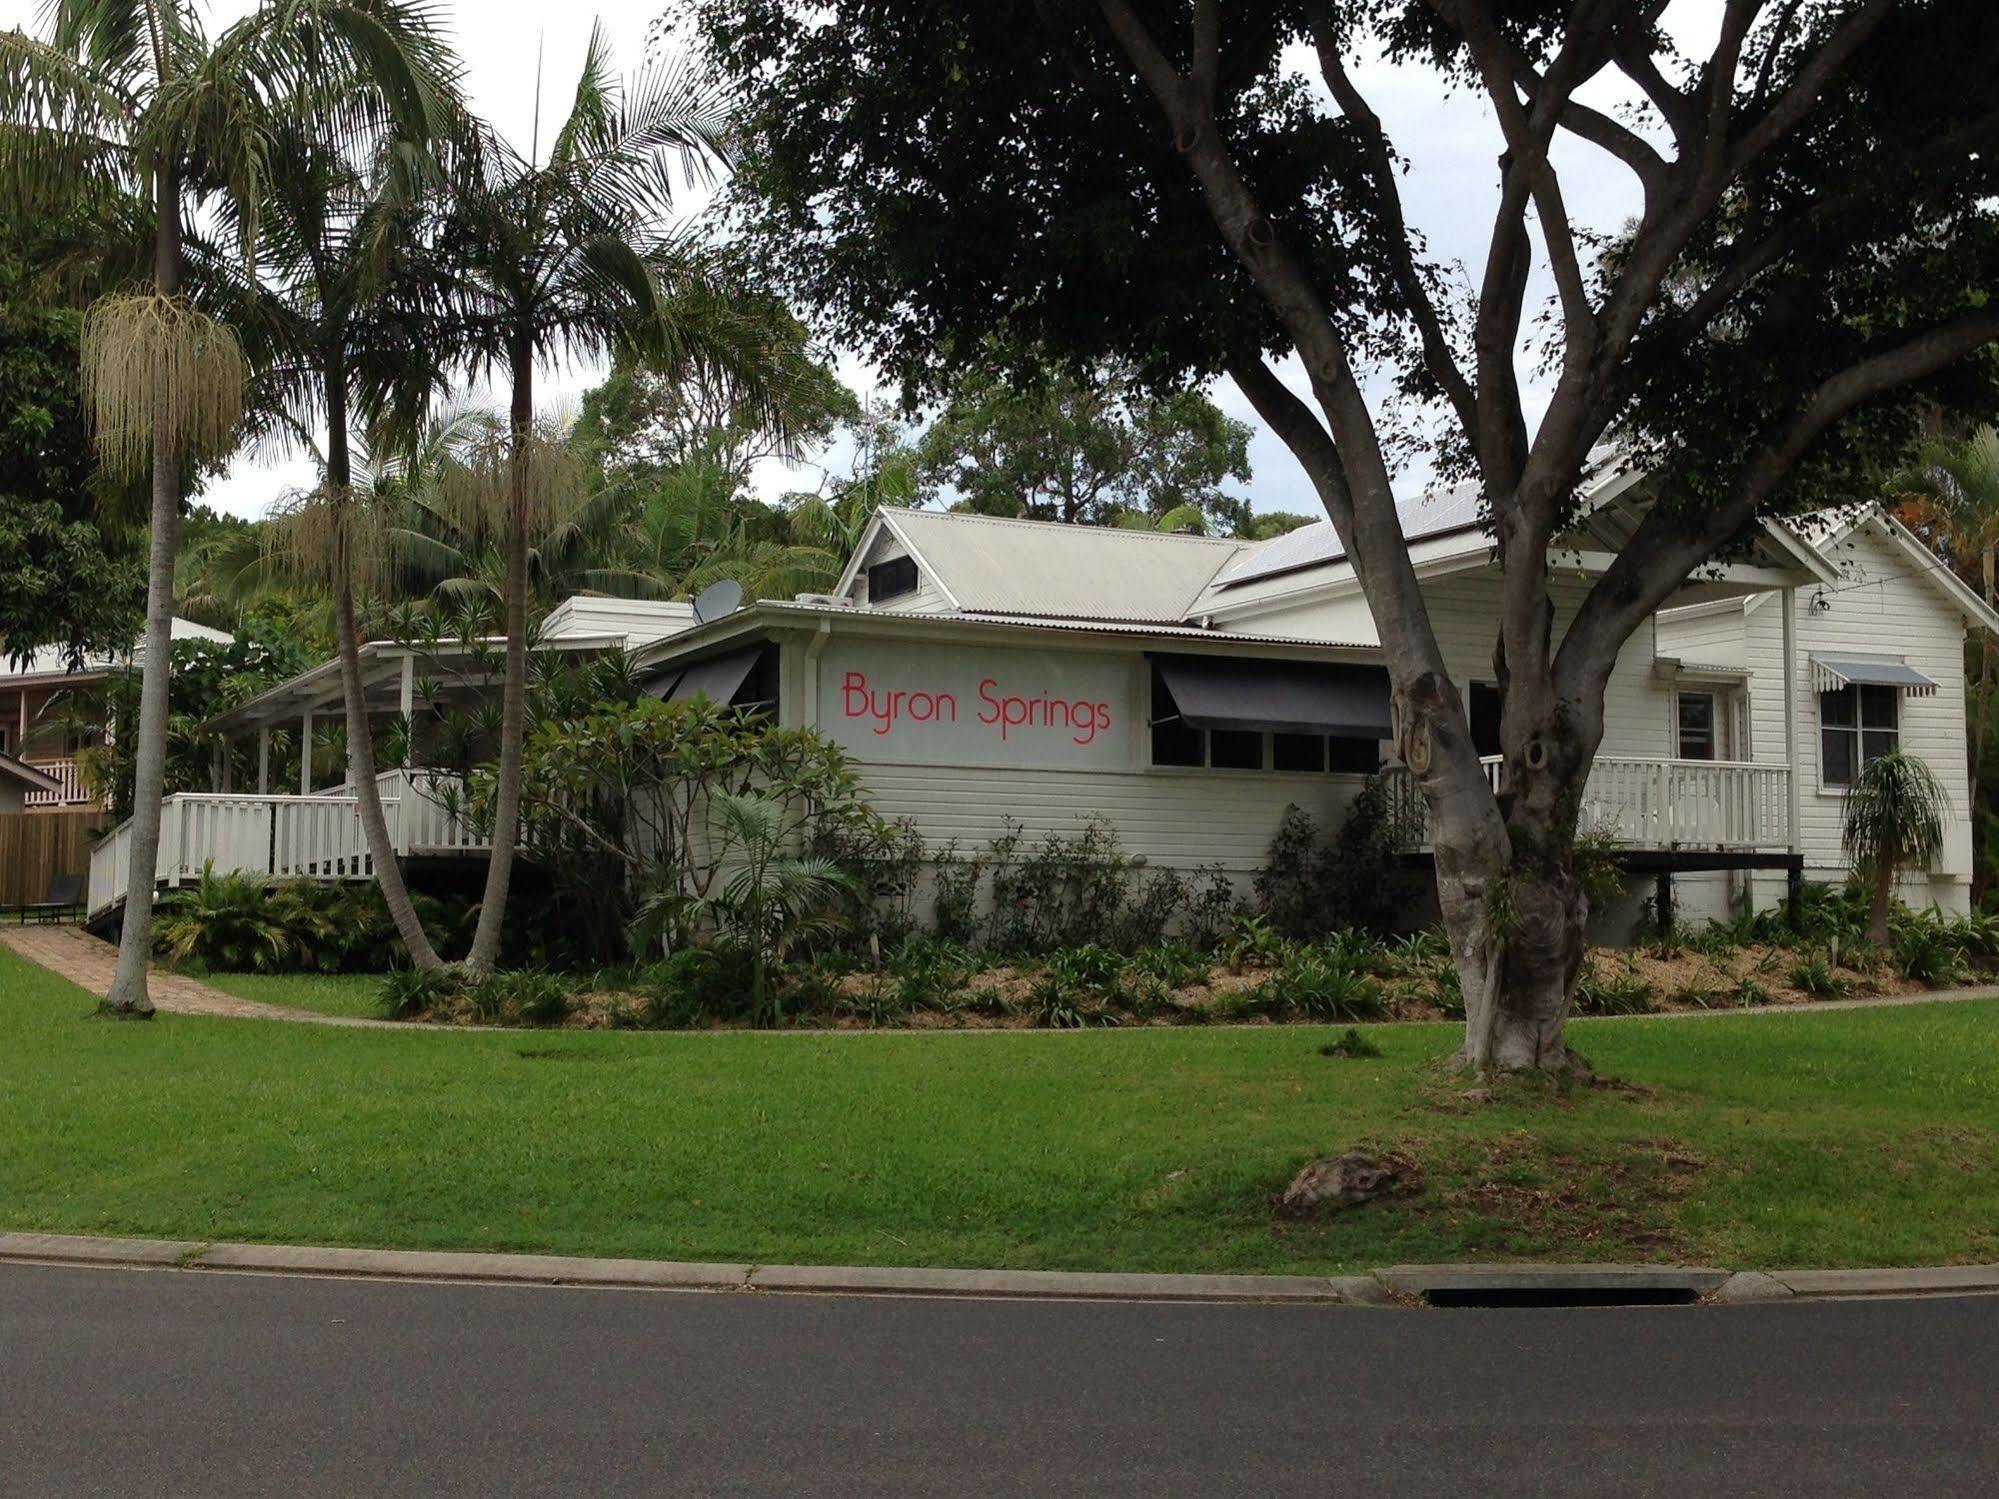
[1674, 690, 1718, 761]
[1817, 682, 1900, 790]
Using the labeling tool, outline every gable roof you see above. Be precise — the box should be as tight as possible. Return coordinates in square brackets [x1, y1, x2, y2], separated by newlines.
[0, 617, 232, 683]
[0, 753, 62, 794]
[1790, 504, 1999, 635]
[847, 507, 1250, 623]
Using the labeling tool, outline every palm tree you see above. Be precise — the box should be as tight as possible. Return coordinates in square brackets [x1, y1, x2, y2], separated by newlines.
[252, 21, 458, 974]
[438, 25, 793, 976]
[1, 0, 440, 1015]
[1891, 426, 1999, 811]
[1843, 749, 1950, 946]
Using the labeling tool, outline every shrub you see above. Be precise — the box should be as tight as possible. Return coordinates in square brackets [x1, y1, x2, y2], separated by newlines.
[1124, 942, 1207, 991]
[378, 966, 460, 1020]
[1891, 914, 1971, 985]
[1254, 779, 1428, 940]
[154, 866, 289, 972]
[1320, 1027, 1384, 1060]
[817, 815, 928, 954]
[1429, 962, 1466, 1020]
[487, 970, 572, 1027]
[1220, 913, 1287, 967]
[643, 945, 757, 1025]
[1263, 946, 1389, 1021]
[931, 840, 984, 945]
[1572, 959, 1654, 1016]
[1788, 952, 1849, 999]
[886, 938, 976, 1011]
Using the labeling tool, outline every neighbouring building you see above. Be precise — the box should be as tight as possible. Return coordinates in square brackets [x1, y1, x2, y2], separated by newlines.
[0, 617, 233, 812]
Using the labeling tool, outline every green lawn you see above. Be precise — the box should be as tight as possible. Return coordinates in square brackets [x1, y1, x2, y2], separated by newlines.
[4, 946, 1995, 1273]
[203, 971, 384, 1019]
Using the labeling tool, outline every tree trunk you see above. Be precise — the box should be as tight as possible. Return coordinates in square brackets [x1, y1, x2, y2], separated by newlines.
[324, 354, 446, 973]
[102, 165, 186, 1018]
[1866, 856, 1894, 947]
[1433, 807, 1591, 1074]
[464, 346, 533, 978]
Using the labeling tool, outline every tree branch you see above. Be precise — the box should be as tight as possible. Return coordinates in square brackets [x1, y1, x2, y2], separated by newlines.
[1302, 1, 1477, 437]
[1557, 306, 1999, 695]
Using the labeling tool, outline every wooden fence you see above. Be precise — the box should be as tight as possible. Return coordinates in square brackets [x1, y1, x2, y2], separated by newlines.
[0, 810, 111, 907]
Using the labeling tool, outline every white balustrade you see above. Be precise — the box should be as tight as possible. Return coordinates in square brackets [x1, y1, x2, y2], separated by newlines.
[84, 768, 491, 917]
[1383, 755, 1793, 854]
[21, 756, 91, 808]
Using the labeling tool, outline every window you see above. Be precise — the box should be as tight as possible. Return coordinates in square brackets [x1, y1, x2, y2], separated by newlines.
[866, 554, 919, 603]
[1820, 684, 1898, 786]
[1328, 737, 1381, 774]
[1272, 733, 1325, 773]
[1150, 667, 1380, 774]
[1467, 682, 1503, 758]
[1209, 729, 1264, 769]
[729, 645, 781, 716]
[1676, 692, 1716, 761]
[1149, 664, 1205, 765]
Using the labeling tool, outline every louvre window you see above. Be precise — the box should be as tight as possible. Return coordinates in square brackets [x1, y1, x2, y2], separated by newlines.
[866, 554, 919, 603]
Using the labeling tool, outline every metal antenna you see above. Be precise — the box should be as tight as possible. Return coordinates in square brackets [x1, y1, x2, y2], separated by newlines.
[530, 31, 545, 167]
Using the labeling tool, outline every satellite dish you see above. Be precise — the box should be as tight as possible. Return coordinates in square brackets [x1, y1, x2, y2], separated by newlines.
[692, 579, 743, 625]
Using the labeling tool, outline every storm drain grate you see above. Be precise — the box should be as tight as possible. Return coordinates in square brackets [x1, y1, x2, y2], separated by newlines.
[1423, 1285, 1700, 1308]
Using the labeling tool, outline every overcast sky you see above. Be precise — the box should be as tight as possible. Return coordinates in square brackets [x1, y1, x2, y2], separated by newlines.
[2, 1, 1721, 522]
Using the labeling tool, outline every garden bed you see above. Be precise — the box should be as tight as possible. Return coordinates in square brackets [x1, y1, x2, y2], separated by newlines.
[202, 911, 1987, 1032]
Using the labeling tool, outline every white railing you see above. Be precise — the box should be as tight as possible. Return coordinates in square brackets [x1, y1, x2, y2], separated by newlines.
[86, 769, 489, 917]
[1385, 755, 1792, 853]
[22, 756, 93, 808]
[373, 769, 482, 854]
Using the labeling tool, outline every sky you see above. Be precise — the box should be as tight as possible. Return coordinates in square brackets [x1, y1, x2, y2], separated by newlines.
[2, 0, 1720, 523]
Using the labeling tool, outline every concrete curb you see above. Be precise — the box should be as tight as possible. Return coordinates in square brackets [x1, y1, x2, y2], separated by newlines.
[1, 1233, 1994, 1305]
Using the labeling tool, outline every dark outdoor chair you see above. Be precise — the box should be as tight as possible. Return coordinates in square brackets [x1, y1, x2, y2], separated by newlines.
[14, 873, 85, 925]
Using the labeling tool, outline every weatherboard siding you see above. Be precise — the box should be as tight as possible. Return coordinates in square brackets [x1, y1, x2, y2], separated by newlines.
[849, 760, 1368, 872]
[1655, 602, 1748, 667]
[1743, 526, 1972, 907]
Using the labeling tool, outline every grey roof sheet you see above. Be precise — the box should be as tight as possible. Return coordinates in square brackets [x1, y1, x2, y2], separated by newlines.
[885, 508, 1247, 621]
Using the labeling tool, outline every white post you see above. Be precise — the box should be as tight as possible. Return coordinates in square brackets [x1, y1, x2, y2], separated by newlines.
[399, 651, 415, 723]
[300, 708, 314, 795]
[1781, 587, 1801, 853]
[257, 727, 270, 794]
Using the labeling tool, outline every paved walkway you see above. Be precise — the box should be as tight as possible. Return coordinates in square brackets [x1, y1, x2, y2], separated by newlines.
[0, 926, 402, 1028]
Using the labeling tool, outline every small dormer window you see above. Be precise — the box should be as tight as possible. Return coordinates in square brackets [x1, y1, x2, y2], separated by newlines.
[867, 554, 919, 603]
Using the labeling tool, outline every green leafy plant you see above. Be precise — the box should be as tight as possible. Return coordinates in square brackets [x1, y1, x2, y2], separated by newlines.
[633, 790, 857, 1025]
[1843, 750, 1950, 945]
[1890, 914, 1971, 985]
[1262, 946, 1388, 1021]
[1788, 952, 1849, 1000]
[1319, 1027, 1383, 1060]
[1572, 958, 1655, 1016]
[154, 867, 290, 973]
[1221, 914, 1287, 967]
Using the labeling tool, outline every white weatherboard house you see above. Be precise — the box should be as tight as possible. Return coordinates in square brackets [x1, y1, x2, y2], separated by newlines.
[94, 458, 1994, 929]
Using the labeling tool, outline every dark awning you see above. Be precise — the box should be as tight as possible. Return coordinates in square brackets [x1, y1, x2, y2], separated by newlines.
[1152, 653, 1392, 738]
[649, 645, 761, 706]
[1811, 653, 1939, 697]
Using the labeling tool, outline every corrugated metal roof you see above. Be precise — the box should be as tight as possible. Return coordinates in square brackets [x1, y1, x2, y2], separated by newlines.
[884, 508, 1248, 622]
[1, 617, 231, 681]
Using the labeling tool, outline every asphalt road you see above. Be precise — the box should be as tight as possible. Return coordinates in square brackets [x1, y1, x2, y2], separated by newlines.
[2, 1262, 1993, 1496]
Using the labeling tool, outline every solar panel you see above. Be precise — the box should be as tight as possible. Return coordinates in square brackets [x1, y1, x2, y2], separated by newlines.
[1218, 480, 1487, 589]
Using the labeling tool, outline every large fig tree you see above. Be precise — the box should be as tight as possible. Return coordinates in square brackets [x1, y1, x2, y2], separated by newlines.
[688, 0, 1999, 1069]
